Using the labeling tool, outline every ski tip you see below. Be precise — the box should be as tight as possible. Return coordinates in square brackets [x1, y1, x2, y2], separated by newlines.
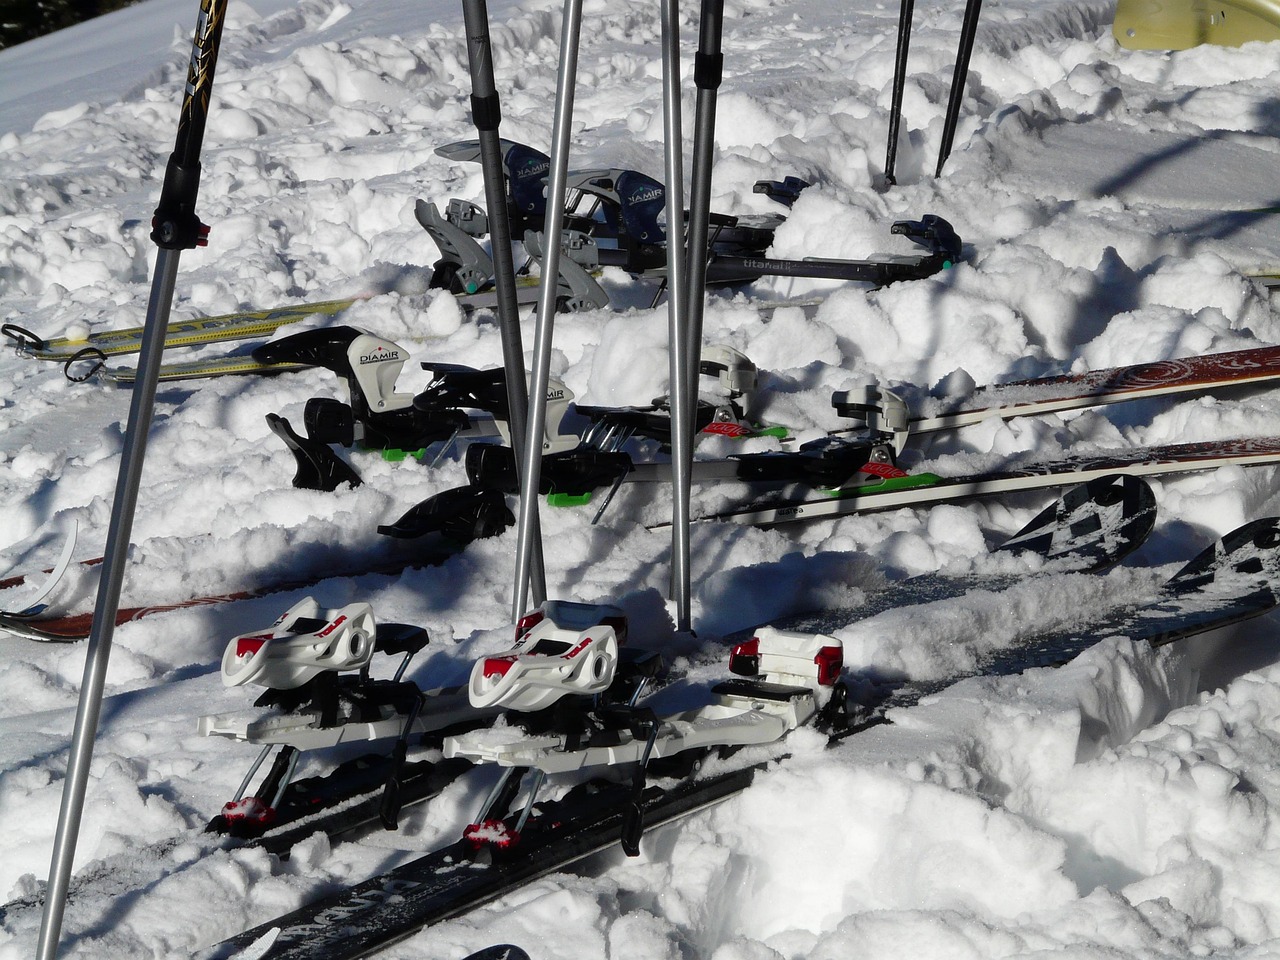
[2, 519, 81, 617]
[464, 947, 532, 960]
[231, 926, 280, 960]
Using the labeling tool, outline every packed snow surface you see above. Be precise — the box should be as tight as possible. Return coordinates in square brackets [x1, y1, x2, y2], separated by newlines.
[2, 0, 1280, 957]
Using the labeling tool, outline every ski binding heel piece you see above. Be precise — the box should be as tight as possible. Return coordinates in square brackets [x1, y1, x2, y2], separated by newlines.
[831, 385, 910, 455]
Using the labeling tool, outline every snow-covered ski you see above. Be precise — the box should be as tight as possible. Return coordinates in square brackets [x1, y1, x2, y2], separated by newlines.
[0, 539, 465, 643]
[0, 474, 1150, 643]
[685, 436, 1280, 527]
[197, 765, 760, 960]
[197, 512, 1280, 960]
[0, 523, 78, 619]
[0, 754, 473, 930]
[1, 296, 365, 363]
[774, 472, 1156, 633]
[831, 512, 1280, 731]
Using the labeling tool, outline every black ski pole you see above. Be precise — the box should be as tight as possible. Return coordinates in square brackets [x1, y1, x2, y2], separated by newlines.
[36, 2, 227, 957]
[460, 0, 547, 616]
[935, 0, 983, 178]
[884, 0, 915, 185]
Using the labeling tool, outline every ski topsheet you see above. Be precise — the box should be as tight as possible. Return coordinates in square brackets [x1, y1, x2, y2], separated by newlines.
[694, 436, 1280, 526]
[1, 296, 365, 361]
[198, 514, 1280, 960]
[910, 344, 1280, 432]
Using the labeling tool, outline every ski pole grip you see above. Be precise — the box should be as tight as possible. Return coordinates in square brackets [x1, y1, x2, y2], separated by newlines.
[151, 153, 210, 250]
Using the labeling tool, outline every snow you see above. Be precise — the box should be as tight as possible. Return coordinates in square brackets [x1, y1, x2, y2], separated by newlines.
[1, 0, 1280, 955]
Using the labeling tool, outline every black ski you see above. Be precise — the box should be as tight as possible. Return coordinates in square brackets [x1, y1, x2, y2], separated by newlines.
[0, 758, 471, 929]
[199, 766, 759, 960]
[198, 513, 1280, 960]
[465, 948, 531, 960]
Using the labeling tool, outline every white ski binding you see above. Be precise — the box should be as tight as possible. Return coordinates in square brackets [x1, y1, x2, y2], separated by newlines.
[198, 598, 455, 832]
[446, 618, 842, 857]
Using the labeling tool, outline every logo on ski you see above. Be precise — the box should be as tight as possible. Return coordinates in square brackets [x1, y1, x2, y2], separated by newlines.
[516, 159, 550, 181]
[359, 347, 402, 365]
[860, 461, 909, 479]
[627, 187, 663, 205]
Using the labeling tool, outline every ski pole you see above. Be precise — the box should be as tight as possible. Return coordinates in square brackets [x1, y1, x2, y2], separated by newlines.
[661, 0, 694, 633]
[512, 0, 583, 616]
[682, 0, 725, 571]
[935, 0, 983, 177]
[36, 2, 227, 957]
[684, 0, 725, 390]
[460, 0, 548, 615]
[884, 0, 915, 185]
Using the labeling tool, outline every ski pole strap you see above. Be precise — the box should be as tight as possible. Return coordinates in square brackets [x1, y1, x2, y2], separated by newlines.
[2, 322, 45, 352]
[63, 347, 106, 383]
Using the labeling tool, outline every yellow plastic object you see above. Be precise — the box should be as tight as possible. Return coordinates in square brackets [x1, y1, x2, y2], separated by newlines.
[1115, 0, 1280, 49]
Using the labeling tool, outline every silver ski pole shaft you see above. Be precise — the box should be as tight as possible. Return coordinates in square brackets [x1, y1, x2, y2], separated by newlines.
[512, 0, 583, 616]
[683, 0, 724, 465]
[37, 5, 228, 957]
[460, 0, 548, 614]
[661, 0, 694, 632]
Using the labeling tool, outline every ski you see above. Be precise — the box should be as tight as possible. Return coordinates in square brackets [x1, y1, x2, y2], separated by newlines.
[906, 343, 1280, 432]
[0, 755, 473, 930]
[0, 540, 465, 643]
[1, 296, 366, 363]
[0, 603, 483, 930]
[463, 948, 530, 960]
[100, 353, 312, 384]
[0, 473, 1153, 942]
[0, 474, 1150, 643]
[834, 513, 1280, 727]
[0, 523, 78, 619]
[384, 338, 1280, 536]
[93, 275, 606, 385]
[199, 514, 1280, 960]
[773, 472, 1156, 633]
[686, 436, 1280, 527]
[198, 765, 759, 960]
